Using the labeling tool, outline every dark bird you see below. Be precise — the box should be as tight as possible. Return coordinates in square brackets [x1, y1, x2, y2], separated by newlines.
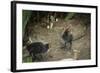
[62, 24, 73, 50]
[27, 42, 49, 62]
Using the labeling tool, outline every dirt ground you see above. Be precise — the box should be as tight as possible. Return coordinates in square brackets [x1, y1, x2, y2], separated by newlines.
[23, 16, 91, 62]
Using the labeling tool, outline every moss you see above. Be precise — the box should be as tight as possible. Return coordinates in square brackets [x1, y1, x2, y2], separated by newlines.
[23, 56, 32, 63]
[22, 10, 32, 37]
[65, 13, 75, 21]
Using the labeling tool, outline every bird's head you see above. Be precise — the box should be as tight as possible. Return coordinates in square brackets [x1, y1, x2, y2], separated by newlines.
[45, 43, 49, 50]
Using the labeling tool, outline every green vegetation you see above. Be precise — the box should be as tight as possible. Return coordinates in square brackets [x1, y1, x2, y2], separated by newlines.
[65, 13, 75, 21]
[22, 10, 32, 36]
[23, 56, 32, 63]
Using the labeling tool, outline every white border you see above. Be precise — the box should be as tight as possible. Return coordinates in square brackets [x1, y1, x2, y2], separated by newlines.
[16, 3, 96, 70]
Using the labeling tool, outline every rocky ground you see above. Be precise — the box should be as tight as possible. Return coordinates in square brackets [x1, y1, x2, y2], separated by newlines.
[23, 16, 91, 63]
